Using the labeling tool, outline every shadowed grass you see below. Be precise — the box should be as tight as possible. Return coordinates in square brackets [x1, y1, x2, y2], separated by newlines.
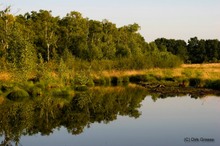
[6, 87, 30, 101]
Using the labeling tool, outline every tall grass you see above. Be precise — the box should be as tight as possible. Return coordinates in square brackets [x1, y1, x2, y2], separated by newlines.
[6, 87, 30, 101]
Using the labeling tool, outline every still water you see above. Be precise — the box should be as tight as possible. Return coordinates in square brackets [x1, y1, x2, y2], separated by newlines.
[0, 87, 220, 146]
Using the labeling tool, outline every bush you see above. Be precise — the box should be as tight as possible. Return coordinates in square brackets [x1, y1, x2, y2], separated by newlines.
[129, 74, 157, 83]
[6, 88, 30, 101]
[111, 76, 121, 86]
[189, 78, 203, 87]
[205, 80, 220, 90]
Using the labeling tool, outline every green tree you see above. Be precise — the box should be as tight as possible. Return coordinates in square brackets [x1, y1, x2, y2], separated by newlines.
[29, 10, 59, 61]
[58, 11, 88, 59]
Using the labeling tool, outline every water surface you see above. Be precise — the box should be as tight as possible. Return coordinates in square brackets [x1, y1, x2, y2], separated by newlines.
[1, 88, 219, 146]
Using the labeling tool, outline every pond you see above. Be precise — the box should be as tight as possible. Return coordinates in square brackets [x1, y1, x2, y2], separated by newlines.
[0, 86, 220, 146]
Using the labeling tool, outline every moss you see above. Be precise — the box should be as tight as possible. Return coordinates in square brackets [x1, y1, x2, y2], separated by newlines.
[6, 88, 30, 101]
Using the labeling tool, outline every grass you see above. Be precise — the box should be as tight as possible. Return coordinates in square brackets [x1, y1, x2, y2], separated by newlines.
[0, 63, 220, 100]
[6, 87, 30, 101]
[92, 63, 220, 80]
[0, 96, 4, 104]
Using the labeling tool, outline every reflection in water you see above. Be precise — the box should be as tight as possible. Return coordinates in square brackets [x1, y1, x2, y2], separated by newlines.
[0, 86, 219, 146]
[0, 86, 147, 145]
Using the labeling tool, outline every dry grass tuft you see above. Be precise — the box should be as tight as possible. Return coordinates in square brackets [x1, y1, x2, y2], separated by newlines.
[94, 63, 220, 80]
[0, 72, 11, 81]
[0, 96, 4, 104]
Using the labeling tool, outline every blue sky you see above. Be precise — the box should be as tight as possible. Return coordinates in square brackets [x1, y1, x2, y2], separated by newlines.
[1, 0, 220, 42]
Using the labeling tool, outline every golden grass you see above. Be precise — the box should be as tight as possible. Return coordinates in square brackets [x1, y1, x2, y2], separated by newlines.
[95, 63, 220, 80]
[1, 63, 220, 82]
[0, 72, 11, 81]
[0, 96, 4, 104]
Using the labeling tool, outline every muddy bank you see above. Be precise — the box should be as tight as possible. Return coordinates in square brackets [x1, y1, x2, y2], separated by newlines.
[137, 82, 220, 98]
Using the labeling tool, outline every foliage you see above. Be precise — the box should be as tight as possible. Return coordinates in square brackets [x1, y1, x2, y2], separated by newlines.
[6, 87, 30, 101]
[189, 78, 203, 87]
[205, 80, 220, 90]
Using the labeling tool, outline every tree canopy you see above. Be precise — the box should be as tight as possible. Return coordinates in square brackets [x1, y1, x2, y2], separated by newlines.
[0, 7, 219, 73]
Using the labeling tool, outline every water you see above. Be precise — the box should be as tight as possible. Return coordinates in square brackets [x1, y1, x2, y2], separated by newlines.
[0, 87, 220, 146]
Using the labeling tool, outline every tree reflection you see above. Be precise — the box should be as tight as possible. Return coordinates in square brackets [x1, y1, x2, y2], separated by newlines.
[0, 86, 147, 145]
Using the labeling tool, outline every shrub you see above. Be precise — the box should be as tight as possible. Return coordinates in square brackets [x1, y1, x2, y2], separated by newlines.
[129, 74, 157, 83]
[205, 80, 220, 90]
[6, 88, 30, 101]
[111, 76, 122, 86]
[189, 78, 203, 87]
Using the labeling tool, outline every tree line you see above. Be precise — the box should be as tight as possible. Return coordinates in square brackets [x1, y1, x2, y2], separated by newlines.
[155, 37, 220, 63]
[0, 7, 220, 73]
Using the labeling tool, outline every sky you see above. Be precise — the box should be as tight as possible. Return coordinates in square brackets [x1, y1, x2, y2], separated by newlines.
[1, 0, 220, 42]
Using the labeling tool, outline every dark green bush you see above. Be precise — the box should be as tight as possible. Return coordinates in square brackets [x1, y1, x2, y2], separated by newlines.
[189, 78, 202, 87]
[111, 76, 122, 86]
[205, 80, 220, 90]
[6, 88, 30, 101]
[129, 74, 157, 83]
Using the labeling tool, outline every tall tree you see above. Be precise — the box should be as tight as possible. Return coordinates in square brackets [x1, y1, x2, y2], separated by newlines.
[29, 10, 59, 61]
[58, 11, 88, 59]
